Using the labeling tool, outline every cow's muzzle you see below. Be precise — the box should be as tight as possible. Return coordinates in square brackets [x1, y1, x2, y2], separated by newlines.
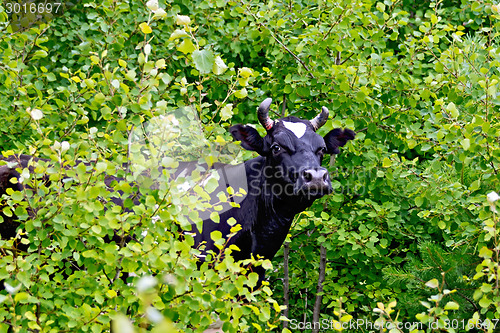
[295, 167, 332, 197]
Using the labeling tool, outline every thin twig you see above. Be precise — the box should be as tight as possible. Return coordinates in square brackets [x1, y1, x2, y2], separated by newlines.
[281, 94, 287, 117]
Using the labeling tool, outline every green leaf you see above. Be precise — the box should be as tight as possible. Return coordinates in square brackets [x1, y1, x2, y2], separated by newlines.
[210, 230, 222, 242]
[262, 260, 273, 270]
[480, 284, 492, 293]
[239, 67, 253, 78]
[479, 246, 493, 258]
[479, 296, 491, 308]
[220, 103, 233, 121]
[95, 161, 108, 174]
[32, 50, 48, 60]
[94, 92, 105, 104]
[461, 138, 470, 150]
[355, 91, 365, 102]
[177, 39, 196, 54]
[139, 22, 152, 34]
[469, 179, 480, 192]
[247, 272, 259, 288]
[420, 144, 432, 151]
[10, 191, 23, 202]
[425, 279, 439, 289]
[169, 29, 189, 40]
[234, 88, 248, 99]
[210, 211, 220, 223]
[204, 176, 219, 193]
[14, 292, 29, 302]
[2, 206, 12, 217]
[46, 73, 57, 81]
[230, 224, 242, 233]
[192, 49, 215, 74]
[416, 313, 430, 322]
[212, 56, 228, 75]
[446, 102, 459, 118]
[176, 15, 191, 25]
[92, 225, 102, 234]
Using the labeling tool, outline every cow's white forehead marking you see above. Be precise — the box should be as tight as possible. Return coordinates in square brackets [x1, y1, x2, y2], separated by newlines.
[282, 121, 307, 138]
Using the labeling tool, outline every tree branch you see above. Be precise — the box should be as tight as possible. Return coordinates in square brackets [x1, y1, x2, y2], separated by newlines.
[312, 245, 327, 333]
[283, 241, 290, 329]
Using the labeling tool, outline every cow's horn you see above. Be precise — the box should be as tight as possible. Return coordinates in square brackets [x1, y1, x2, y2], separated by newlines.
[310, 106, 329, 131]
[258, 98, 274, 130]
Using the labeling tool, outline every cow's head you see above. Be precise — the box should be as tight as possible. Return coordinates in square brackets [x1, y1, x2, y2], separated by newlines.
[230, 98, 355, 199]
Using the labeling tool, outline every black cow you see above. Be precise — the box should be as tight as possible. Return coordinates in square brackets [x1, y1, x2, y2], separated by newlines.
[189, 98, 355, 279]
[0, 98, 355, 282]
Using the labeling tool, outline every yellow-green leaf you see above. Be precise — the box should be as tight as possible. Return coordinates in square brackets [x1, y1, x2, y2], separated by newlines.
[177, 39, 196, 54]
[94, 92, 105, 104]
[479, 246, 493, 258]
[220, 103, 233, 120]
[239, 67, 253, 78]
[230, 224, 242, 233]
[212, 56, 228, 75]
[446, 102, 459, 118]
[425, 278, 439, 289]
[444, 301, 459, 310]
[176, 15, 191, 25]
[139, 22, 152, 34]
[461, 138, 470, 150]
[169, 29, 189, 40]
[234, 88, 248, 99]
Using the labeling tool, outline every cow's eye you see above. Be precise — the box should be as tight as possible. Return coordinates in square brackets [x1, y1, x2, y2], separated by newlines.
[271, 144, 281, 154]
[317, 147, 327, 155]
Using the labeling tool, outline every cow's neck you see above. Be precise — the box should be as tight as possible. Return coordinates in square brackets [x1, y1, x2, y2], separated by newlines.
[242, 157, 315, 259]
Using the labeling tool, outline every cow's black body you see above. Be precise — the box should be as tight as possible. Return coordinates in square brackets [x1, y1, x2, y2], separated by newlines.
[195, 155, 318, 260]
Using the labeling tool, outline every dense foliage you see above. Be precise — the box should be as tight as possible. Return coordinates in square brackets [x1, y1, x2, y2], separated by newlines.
[1, 0, 500, 332]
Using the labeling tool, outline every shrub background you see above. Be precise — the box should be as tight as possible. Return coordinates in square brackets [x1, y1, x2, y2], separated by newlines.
[1, 0, 500, 332]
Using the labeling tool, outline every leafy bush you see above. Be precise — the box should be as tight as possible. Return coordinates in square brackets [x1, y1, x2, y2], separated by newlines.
[2, 0, 500, 332]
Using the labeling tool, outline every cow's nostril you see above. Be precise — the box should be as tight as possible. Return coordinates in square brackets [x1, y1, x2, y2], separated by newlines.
[323, 172, 328, 181]
[303, 170, 312, 182]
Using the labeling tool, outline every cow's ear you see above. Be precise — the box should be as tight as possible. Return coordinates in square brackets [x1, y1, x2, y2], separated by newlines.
[230, 125, 265, 154]
[324, 128, 355, 154]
